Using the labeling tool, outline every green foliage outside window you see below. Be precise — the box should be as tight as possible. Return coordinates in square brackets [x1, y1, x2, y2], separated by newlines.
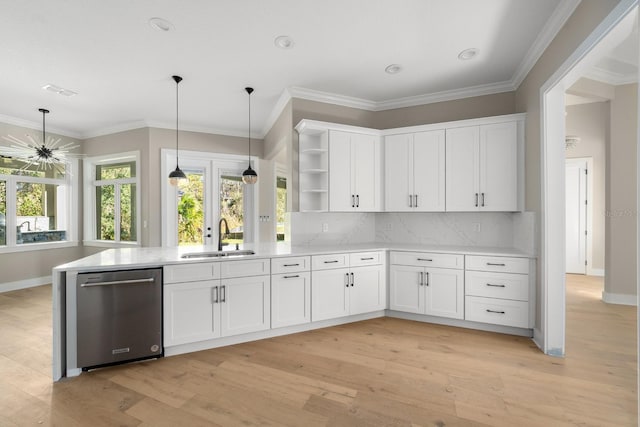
[96, 162, 136, 241]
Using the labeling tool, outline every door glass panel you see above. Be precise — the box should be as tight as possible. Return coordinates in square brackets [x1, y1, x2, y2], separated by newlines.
[220, 174, 244, 247]
[0, 180, 5, 245]
[17, 182, 65, 244]
[97, 184, 115, 240]
[178, 170, 205, 246]
[120, 183, 137, 242]
[276, 176, 287, 241]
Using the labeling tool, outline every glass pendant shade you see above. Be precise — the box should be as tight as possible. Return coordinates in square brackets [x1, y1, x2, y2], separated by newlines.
[169, 75, 187, 186]
[243, 86, 257, 184]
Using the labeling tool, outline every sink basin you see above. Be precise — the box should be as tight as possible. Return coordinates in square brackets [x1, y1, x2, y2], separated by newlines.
[181, 250, 255, 259]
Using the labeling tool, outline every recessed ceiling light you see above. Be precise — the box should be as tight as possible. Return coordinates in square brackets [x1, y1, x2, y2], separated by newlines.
[385, 64, 402, 74]
[274, 35, 294, 49]
[149, 17, 174, 32]
[42, 84, 77, 97]
[458, 48, 479, 61]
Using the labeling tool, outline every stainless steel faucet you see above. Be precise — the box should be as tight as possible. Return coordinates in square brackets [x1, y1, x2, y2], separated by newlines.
[218, 218, 229, 251]
[18, 221, 31, 232]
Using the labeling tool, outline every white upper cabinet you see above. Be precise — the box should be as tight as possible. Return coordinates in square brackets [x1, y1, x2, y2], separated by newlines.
[446, 120, 522, 212]
[329, 130, 381, 212]
[384, 130, 445, 211]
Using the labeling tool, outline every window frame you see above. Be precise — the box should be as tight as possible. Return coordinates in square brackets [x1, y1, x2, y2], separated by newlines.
[83, 151, 141, 247]
[0, 159, 78, 253]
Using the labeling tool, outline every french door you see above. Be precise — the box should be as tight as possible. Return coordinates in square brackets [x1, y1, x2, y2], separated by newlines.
[162, 150, 256, 247]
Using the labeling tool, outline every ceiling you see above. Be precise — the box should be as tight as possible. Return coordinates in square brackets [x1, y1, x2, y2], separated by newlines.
[0, 0, 577, 140]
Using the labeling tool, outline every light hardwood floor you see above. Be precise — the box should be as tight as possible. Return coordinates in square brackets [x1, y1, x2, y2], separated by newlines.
[0, 275, 636, 426]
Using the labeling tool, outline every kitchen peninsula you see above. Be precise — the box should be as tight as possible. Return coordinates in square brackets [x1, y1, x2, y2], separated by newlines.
[52, 242, 534, 381]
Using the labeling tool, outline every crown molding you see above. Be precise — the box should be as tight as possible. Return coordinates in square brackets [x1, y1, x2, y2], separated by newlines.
[261, 88, 293, 137]
[511, 0, 581, 89]
[583, 66, 638, 86]
[288, 86, 379, 111]
[80, 121, 149, 139]
[0, 113, 83, 139]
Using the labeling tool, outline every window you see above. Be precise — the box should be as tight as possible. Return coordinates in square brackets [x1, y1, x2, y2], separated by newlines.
[84, 152, 140, 246]
[276, 175, 287, 241]
[0, 156, 76, 252]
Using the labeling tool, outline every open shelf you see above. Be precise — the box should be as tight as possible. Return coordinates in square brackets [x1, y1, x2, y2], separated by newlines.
[298, 125, 329, 212]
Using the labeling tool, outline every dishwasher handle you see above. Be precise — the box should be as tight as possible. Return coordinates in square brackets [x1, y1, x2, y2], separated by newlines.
[80, 277, 155, 287]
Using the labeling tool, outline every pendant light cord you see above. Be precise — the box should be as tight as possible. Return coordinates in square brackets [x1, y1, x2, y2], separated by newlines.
[248, 90, 251, 162]
[175, 79, 179, 168]
[39, 108, 49, 147]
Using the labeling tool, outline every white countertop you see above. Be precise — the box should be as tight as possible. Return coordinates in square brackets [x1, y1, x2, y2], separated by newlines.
[54, 242, 534, 272]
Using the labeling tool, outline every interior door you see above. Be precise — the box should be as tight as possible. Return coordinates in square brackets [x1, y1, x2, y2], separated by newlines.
[565, 159, 588, 274]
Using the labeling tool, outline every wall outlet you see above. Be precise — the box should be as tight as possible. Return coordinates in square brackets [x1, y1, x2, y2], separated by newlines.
[385, 222, 393, 230]
[473, 222, 481, 233]
[322, 223, 329, 233]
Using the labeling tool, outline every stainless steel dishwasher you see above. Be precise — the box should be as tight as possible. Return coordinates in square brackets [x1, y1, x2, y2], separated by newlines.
[76, 268, 163, 370]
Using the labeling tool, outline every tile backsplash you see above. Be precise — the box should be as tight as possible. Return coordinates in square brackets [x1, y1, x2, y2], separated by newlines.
[288, 211, 536, 254]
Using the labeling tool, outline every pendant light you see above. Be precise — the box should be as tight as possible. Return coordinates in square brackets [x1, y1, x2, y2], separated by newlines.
[168, 75, 187, 186]
[242, 87, 258, 184]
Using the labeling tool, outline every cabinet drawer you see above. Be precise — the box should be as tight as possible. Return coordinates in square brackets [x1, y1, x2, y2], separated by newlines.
[220, 258, 270, 278]
[312, 253, 349, 270]
[465, 296, 529, 328]
[349, 251, 383, 267]
[164, 262, 220, 284]
[466, 256, 529, 274]
[271, 256, 310, 274]
[465, 271, 529, 301]
[390, 251, 463, 269]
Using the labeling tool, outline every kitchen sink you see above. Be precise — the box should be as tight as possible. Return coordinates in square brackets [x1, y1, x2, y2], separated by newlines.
[181, 250, 256, 259]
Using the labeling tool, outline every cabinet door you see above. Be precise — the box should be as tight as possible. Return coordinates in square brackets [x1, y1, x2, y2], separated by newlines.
[311, 268, 349, 321]
[446, 126, 480, 211]
[352, 133, 380, 211]
[413, 130, 445, 211]
[389, 265, 423, 314]
[349, 265, 385, 315]
[220, 275, 270, 337]
[329, 130, 354, 211]
[271, 272, 311, 328]
[384, 134, 413, 211]
[424, 267, 464, 319]
[479, 122, 518, 211]
[163, 280, 220, 346]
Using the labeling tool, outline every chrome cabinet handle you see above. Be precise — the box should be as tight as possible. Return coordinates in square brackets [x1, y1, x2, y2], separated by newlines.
[486, 263, 506, 267]
[475, 193, 479, 207]
[345, 273, 349, 287]
[350, 272, 354, 286]
[486, 309, 505, 314]
[481, 193, 485, 207]
[80, 277, 154, 287]
[415, 194, 418, 208]
[409, 194, 413, 208]
[486, 283, 505, 288]
[220, 285, 226, 302]
[283, 275, 300, 279]
[425, 272, 429, 286]
[212, 286, 219, 303]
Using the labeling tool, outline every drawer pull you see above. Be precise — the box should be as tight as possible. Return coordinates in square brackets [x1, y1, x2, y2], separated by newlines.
[486, 263, 506, 267]
[486, 309, 505, 314]
[417, 258, 433, 262]
[283, 275, 300, 279]
[486, 283, 506, 288]
[360, 257, 374, 261]
[283, 263, 300, 267]
[324, 260, 339, 264]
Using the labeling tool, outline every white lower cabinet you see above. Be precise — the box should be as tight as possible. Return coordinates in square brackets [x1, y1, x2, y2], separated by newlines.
[271, 271, 311, 328]
[163, 261, 270, 347]
[311, 252, 385, 322]
[389, 264, 464, 320]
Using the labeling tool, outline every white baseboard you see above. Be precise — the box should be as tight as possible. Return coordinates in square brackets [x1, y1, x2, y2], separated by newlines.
[587, 268, 604, 277]
[602, 291, 637, 306]
[532, 327, 544, 352]
[0, 276, 51, 293]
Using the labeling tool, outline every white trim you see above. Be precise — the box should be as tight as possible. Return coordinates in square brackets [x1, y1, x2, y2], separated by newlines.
[0, 275, 51, 293]
[261, 88, 293, 137]
[288, 86, 378, 111]
[583, 66, 638, 86]
[539, 0, 638, 356]
[0, 113, 83, 139]
[589, 268, 605, 277]
[0, 240, 78, 254]
[602, 291, 638, 306]
[511, 0, 582, 89]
